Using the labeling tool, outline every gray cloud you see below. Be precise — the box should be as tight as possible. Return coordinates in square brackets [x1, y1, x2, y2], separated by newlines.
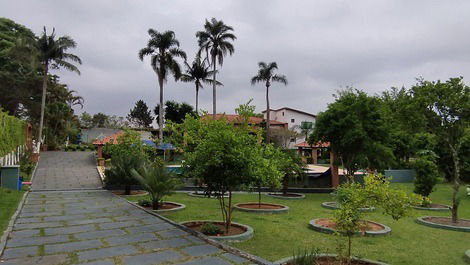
[3, 0, 470, 117]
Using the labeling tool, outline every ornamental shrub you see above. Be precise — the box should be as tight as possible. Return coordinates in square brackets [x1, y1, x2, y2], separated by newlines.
[0, 110, 26, 157]
[413, 150, 439, 199]
[200, 223, 222, 236]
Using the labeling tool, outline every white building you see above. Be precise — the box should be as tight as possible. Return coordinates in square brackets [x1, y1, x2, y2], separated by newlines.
[263, 107, 316, 149]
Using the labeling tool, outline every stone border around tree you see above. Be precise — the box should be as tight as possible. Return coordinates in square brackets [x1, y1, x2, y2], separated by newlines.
[321, 201, 375, 212]
[274, 254, 389, 265]
[234, 202, 289, 214]
[411, 204, 451, 211]
[465, 249, 470, 263]
[113, 190, 149, 197]
[180, 220, 254, 242]
[187, 191, 229, 199]
[309, 218, 391, 236]
[416, 216, 470, 232]
[154, 201, 186, 213]
[266, 192, 305, 200]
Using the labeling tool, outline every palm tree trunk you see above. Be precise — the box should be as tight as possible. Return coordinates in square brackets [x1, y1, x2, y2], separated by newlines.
[195, 82, 199, 114]
[212, 56, 217, 119]
[158, 74, 164, 141]
[38, 64, 49, 147]
[265, 83, 271, 143]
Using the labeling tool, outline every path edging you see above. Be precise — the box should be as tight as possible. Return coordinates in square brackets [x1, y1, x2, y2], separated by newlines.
[274, 254, 389, 265]
[234, 203, 289, 214]
[309, 218, 391, 236]
[416, 216, 470, 232]
[266, 192, 305, 200]
[180, 220, 254, 242]
[0, 191, 29, 257]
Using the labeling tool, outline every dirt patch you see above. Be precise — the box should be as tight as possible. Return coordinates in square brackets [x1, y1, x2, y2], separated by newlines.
[112, 190, 147, 196]
[418, 203, 449, 209]
[284, 256, 378, 265]
[140, 202, 181, 210]
[269, 193, 303, 197]
[237, 203, 286, 209]
[183, 221, 247, 236]
[423, 216, 470, 227]
[316, 218, 384, 232]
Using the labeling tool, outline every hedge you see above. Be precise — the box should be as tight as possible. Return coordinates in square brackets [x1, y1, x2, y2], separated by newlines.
[0, 110, 26, 157]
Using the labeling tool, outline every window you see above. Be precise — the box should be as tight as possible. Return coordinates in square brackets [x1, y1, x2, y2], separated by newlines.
[282, 112, 284, 116]
[290, 138, 295, 142]
[291, 118, 295, 123]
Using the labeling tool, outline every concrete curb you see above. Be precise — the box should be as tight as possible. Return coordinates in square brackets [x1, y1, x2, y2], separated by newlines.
[416, 216, 470, 232]
[113, 190, 149, 197]
[234, 202, 288, 214]
[266, 192, 305, 200]
[321, 201, 375, 212]
[120, 193, 272, 265]
[465, 249, 470, 263]
[309, 218, 391, 237]
[0, 191, 29, 257]
[274, 254, 389, 265]
[187, 191, 229, 199]
[180, 220, 254, 242]
[130, 201, 186, 213]
[411, 204, 451, 211]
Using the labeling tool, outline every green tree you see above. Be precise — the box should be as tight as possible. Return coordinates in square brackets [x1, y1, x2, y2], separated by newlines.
[104, 152, 146, 195]
[196, 18, 236, 118]
[139, 29, 186, 141]
[92, 113, 109, 128]
[127, 99, 153, 128]
[155, 100, 195, 124]
[36, 27, 82, 146]
[251, 62, 287, 143]
[79, 112, 93, 128]
[413, 150, 439, 205]
[180, 56, 222, 113]
[411, 77, 470, 222]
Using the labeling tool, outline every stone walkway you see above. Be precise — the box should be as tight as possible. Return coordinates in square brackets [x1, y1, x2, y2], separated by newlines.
[0, 152, 257, 265]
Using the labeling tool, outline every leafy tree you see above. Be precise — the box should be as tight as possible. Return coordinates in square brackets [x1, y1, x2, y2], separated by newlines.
[413, 150, 439, 205]
[411, 77, 470, 222]
[155, 100, 195, 124]
[127, 99, 153, 128]
[92, 113, 109, 128]
[196, 18, 236, 118]
[278, 150, 305, 195]
[310, 89, 394, 179]
[251, 61, 287, 143]
[79, 112, 93, 128]
[36, 27, 82, 145]
[180, 55, 222, 113]
[139, 29, 186, 141]
[105, 152, 146, 195]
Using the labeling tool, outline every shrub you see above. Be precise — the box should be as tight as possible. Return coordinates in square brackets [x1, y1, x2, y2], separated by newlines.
[19, 151, 35, 181]
[0, 110, 26, 157]
[104, 152, 145, 195]
[200, 223, 222, 236]
[291, 248, 320, 265]
[413, 150, 439, 202]
[138, 199, 152, 207]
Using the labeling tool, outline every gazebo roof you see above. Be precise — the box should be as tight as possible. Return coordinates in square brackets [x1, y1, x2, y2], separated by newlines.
[92, 132, 123, 145]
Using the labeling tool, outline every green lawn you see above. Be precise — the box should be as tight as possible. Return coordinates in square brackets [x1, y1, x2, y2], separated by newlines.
[0, 188, 25, 238]
[124, 184, 470, 265]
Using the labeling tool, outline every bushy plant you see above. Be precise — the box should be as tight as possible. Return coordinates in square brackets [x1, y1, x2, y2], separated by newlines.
[138, 199, 152, 207]
[104, 152, 146, 195]
[200, 223, 222, 236]
[413, 150, 439, 205]
[19, 151, 35, 181]
[291, 248, 320, 265]
[278, 149, 305, 195]
[0, 110, 26, 157]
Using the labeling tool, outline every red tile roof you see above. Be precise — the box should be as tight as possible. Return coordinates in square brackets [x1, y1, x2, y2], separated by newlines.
[202, 114, 288, 126]
[294, 141, 330, 148]
[92, 132, 123, 145]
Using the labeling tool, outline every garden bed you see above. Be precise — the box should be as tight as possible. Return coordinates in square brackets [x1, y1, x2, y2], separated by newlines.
[411, 203, 450, 211]
[274, 254, 389, 265]
[135, 201, 186, 213]
[321, 201, 375, 212]
[187, 191, 229, 198]
[180, 220, 253, 242]
[309, 218, 391, 236]
[267, 192, 305, 199]
[112, 190, 149, 196]
[416, 216, 470, 232]
[234, 202, 288, 213]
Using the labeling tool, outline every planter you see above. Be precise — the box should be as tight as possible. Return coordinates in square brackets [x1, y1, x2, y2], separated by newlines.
[266, 192, 305, 200]
[180, 220, 253, 242]
[187, 191, 229, 199]
[274, 254, 389, 265]
[133, 201, 186, 213]
[234, 202, 288, 214]
[416, 216, 470, 232]
[411, 203, 451, 211]
[321, 201, 375, 212]
[111, 190, 149, 197]
[309, 218, 391, 236]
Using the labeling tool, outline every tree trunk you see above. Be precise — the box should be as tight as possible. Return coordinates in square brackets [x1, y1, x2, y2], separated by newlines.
[158, 74, 164, 141]
[195, 82, 199, 114]
[125, 185, 131, 195]
[449, 142, 460, 223]
[152, 199, 159, 210]
[258, 185, 262, 208]
[212, 56, 217, 119]
[38, 64, 49, 146]
[265, 83, 271, 143]
[282, 175, 289, 195]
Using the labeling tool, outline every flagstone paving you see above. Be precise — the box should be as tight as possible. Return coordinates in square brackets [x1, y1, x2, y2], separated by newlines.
[0, 152, 258, 265]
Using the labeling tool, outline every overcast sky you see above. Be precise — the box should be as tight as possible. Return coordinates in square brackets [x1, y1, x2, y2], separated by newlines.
[3, 1, 470, 117]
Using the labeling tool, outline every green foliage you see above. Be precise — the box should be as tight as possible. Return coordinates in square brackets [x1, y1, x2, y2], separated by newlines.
[137, 199, 152, 207]
[277, 149, 305, 194]
[0, 110, 26, 157]
[413, 150, 439, 198]
[200, 223, 223, 236]
[291, 248, 320, 265]
[19, 150, 35, 181]
[131, 164, 180, 210]
[104, 152, 146, 195]
[127, 99, 153, 128]
[154, 100, 195, 124]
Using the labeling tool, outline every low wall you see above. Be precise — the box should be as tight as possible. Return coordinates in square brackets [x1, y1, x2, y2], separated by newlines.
[384, 169, 415, 183]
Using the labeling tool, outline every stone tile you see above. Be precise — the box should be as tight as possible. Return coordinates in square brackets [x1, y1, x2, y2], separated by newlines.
[45, 239, 103, 254]
[8, 229, 40, 238]
[15, 217, 42, 224]
[139, 237, 193, 250]
[222, 253, 250, 264]
[14, 221, 63, 230]
[179, 256, 232, 265]
[105, 232, 157, 246]
[45, 224, 95, 235]
[1, 246, 38, 259]
[68, 217, 113, 225]
[99, 220, 140, 230]
[157, 229, 189, 238]
[7, 234, 70, 247]
[126, 223, 174, 234]
[0, 254, 69, 265]
[181, 245, 222, 257]
[19, 211, 62, 217]
[44, 214, 87, 222]
[79, 260, 115, 265]
[121, 250, 184, 265]
[75, 229, 127, 240]
[77, 245, 139, 261]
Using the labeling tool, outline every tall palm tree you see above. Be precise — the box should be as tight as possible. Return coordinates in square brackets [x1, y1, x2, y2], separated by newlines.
[251, 62, 287, 144]
[196, 18, 236, 118]
[37, 27, 82, 146]
[139, 29, 186, 141]
[180, 56, 222, 113]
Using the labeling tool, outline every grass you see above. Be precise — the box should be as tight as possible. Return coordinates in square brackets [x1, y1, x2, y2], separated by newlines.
[124, 184, 470, 265]
[0, 188, 25, 238]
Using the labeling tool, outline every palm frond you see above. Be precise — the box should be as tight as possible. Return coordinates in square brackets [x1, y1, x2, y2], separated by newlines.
[272, 74, 288, 85]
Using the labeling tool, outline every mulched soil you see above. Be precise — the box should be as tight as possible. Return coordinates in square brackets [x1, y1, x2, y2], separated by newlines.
[112, 190, 147, 196]
[237, 203, 286, 209]
[184, 221, 246, 236]
[423, 216, 470, 227]
[269, 193, 303, 197]
[316, 218, 384, 232]
[140, 202, 181, 210]
[284, 256, 378, 265]
[418, 203, 449, 209]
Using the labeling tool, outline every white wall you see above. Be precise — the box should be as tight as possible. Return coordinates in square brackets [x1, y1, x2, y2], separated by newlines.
[264, 109, 316, 148]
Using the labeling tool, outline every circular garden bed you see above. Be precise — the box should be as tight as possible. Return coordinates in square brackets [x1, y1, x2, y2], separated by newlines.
[309, 218, 391, 236]
[135, 201, 186, 213]
[411, 203, 450, 211]
[112, 190, 148, 196]
[234, 202, 288, 213]
[416, 216, 470, 232]
[187, 191, 229, 199]
[465, 249, 470, 263]
[180, 220, 253, 242]
[267, 192, 305, 200]
[274, 254, 389, 265]
[321, 201, 375, 212]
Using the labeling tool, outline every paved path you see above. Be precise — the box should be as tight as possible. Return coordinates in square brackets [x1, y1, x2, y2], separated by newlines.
[0, 152, 256, 265]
